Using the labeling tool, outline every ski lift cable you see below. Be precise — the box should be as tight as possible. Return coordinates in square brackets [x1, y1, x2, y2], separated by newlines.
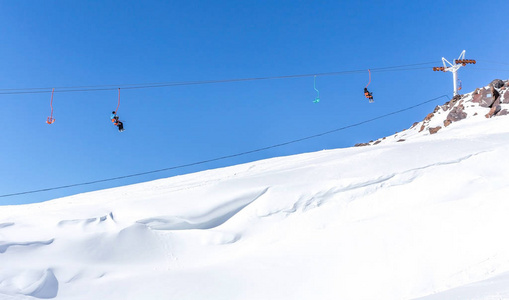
[0, 61, 440, 95]
[0, 94, 450, 199]
[473, 67, 509, 72]
[476, 59, 509, 66]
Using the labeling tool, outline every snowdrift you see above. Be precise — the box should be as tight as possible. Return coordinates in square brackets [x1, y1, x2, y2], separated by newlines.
[1, 82, 509, 299]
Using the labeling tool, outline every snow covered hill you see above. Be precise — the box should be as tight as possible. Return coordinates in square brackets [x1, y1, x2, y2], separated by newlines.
[1, 81, 509, 300]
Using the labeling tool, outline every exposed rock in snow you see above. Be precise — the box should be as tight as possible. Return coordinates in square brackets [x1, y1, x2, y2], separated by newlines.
[419, 113, 435, 132]
[503, 90, 509, 104]
[428, 126, 441, 134]
[445, 104, 467, 124]
[354, 141, 372, 147]
[490, 79, 505, 89]
[365, 79, 508, 146]
[498, 109, 509, 116]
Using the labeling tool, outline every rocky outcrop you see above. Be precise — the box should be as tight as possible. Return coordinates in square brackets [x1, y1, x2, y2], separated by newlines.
[503, 91, 509, 104]
[445, 104, 467, 124]
[429, 126, 441, 134]
[354, 142, 371, 147]
[424, 113, 434, 121]
[472, 87, 496, 107]
[498, 109, 509, 116]
[409, 79, 507, 135]
[419, 113, 435, 132]
[472, 89, 483, 103]
[490, 79, 505, 89]
[352, 79, 508, 147]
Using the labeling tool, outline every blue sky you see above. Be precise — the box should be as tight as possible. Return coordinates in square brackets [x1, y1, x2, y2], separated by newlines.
[1, 0, 507, 205]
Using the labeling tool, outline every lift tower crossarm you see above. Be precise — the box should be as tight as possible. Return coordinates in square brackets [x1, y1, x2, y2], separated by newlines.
[433, 50, 475, 96]
[440, 50, 466, 96]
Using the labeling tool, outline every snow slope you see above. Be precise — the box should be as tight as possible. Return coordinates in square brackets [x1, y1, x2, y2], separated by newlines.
[1, 84, 509, 299]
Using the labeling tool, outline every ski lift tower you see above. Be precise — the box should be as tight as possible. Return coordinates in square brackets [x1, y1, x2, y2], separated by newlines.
[433, 50, 476, 96]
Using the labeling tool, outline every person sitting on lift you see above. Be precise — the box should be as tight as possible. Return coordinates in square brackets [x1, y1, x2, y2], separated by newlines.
[364, 87, 374, 102]
[111, 111, 125, 132]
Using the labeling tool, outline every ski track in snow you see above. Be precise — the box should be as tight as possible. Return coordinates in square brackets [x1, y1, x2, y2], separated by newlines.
[0, 223, 14, 229]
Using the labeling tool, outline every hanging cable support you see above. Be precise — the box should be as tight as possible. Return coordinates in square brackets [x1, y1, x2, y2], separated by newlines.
[110, 88, 124, 132]
[364, 69, 374, 103]
[313, 75, 320, 103]
[46, 88, 55, 124]
[0, 61, 440, 95]
[365, 69, 372, 88]
[0, 94, 450, 199]
[115, 88, 120, 114]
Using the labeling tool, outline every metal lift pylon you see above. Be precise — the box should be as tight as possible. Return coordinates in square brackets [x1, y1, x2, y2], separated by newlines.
[433, 50, 476, 96]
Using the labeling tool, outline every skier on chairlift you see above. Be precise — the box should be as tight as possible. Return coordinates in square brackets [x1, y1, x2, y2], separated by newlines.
[364, 87, 373, 103]
[111, 111, 124, 132]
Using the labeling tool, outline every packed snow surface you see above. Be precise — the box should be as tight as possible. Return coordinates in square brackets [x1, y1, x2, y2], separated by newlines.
[1, 97, 509, 299]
